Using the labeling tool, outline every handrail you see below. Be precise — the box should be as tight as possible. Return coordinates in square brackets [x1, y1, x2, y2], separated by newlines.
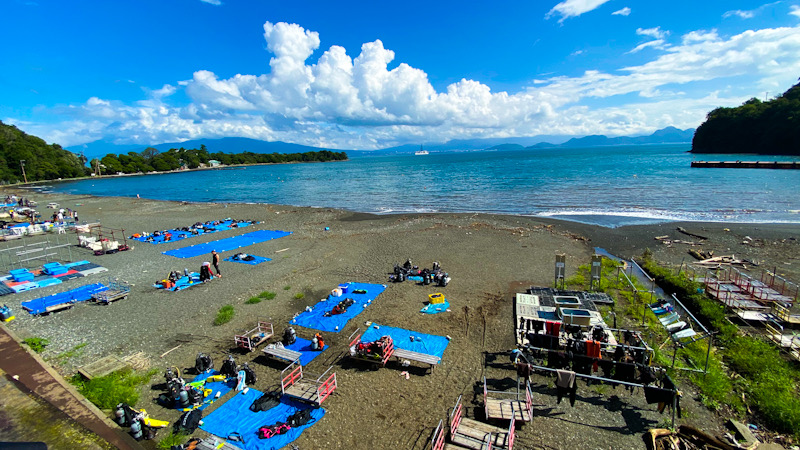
[430, 419, 446, 450]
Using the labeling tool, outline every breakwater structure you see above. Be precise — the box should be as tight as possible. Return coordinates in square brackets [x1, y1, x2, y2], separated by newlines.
[691, 161, 800, 169]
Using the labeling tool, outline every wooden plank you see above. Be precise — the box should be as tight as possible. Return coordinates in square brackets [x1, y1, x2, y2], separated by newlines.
[392, 348, 440, 366]
[486, 399, 531, 422]
[284, 381, 320, 404]
[459, 418, 507, 436]
[77, 355, 128, 380]
[262, 346, 302, 362]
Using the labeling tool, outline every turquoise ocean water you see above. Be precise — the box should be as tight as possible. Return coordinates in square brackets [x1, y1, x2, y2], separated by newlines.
[47, 144, 800, 228]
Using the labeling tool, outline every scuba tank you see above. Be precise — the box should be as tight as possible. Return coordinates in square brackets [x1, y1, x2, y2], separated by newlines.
[114, 404, 128, 426]
[179, 389, 190, 408]
[130, 419, 143, 440]
[221, 354, 237, 378]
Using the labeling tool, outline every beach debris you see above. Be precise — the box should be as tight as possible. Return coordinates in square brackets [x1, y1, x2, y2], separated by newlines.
[275, 248, 289, 253]
[690, 255, 750, 268]
[677, 227, 708, 240]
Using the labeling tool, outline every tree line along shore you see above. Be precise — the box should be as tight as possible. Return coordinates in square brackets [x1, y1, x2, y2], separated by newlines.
[0, 121, 348, 184]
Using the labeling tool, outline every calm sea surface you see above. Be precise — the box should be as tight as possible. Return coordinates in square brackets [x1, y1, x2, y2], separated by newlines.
[47, 144, 800, 228]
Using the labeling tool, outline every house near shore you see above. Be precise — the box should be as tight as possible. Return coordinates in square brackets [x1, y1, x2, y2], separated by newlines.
[208, 160, 221, 167]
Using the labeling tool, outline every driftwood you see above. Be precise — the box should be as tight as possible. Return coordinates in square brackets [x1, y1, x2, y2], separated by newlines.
[677, 227, 708, 240]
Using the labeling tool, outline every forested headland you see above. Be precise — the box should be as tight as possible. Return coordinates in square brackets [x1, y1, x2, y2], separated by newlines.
[0, 121, 88, 183]
[93, 146, 348, 175]
[692, 81, 800, 155]
[0, 120, 348, 184]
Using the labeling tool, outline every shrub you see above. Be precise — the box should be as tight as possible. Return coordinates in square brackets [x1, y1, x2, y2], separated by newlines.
[214, 305, 235, 325]
[259, 291, 276, 300]
[71, 369, 153, 410]
[245, 297, 262, 304]
[157, 430, 187, 450]
[283, 285, 291, 290]
[22, 337, 49, 353]
[293, 292, 305, 300]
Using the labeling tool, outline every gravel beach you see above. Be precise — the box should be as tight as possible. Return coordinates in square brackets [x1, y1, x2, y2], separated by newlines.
[3, 190, 799, 449]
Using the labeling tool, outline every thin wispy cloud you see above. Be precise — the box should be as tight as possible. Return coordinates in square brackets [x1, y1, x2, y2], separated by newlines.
[612, 7, 631, 16]
[627, 39, 666, 54]
[791, 5, 800, 18]
[636, 27, 669, 39]
[200, 0, 222, 5]
[546, 0, 612, 23]
[723, 2, 781, 19]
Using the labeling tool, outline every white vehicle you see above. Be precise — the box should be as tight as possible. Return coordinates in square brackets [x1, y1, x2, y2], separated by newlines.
[46, 202, 59, 209]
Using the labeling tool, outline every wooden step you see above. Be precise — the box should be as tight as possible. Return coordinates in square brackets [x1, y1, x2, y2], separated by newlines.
[486, 398, 532, 422]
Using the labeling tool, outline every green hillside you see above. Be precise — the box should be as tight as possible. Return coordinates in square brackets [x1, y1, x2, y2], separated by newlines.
[0, 121, 88, 183]
[692, 81, 800, 155]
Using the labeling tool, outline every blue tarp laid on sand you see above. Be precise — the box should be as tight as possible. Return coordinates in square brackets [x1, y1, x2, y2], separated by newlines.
[291, 282, 386, 333]
[153, 273, 217, 292]
[360, 323, 449, 360]
[21, 283, 109, 315]
[224, 255, 271, 265]
[173, 371, 234, 411]
[163, 230, 292, 259]
[420, 300, 450, 314]
[200, 388, 325, 450]
[284, 337, 328, 366]
[131, 220, 256, 245]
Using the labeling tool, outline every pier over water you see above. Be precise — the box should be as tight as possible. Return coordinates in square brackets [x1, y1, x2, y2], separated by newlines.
[691, 161, 800, 170]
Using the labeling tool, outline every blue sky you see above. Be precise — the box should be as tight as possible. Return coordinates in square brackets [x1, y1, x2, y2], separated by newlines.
[2, 0, 799, 150]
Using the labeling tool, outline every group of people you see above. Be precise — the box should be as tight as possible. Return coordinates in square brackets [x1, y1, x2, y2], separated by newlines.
[5, 195, 33, 207]
[163, 250, 222, 285]
[50, 208, 78, 224]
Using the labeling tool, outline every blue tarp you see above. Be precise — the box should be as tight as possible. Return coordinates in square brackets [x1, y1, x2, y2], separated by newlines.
[21, 283, 108, 315]
[360, 323, 449, 360]
[285, 337, 328, 366]
[420, 300, 450, 314]
[153, 273, 216, 292]
[173, 371, 235, 411]
[131, 220, 256, 245]
[200, 388, 325, 450]
[291, 282, 386, 333]
[163, 230, 292, 259]
[224, 255, 271, 265]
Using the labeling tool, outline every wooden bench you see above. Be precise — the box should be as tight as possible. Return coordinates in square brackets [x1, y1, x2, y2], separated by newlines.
[235, 321, 274, 351]
[262, 345, 301, 364]
[440, 395, 514, 450]
[392, 348, 441, 372]
[484, 377, 533, 422]
[281, 362, 337, 407]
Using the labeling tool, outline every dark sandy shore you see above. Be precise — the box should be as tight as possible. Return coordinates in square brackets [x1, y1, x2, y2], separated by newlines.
[2, 190, 799, 449]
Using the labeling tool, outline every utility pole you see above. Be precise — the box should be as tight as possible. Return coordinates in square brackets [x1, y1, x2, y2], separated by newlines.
[19, 160, 28, 184]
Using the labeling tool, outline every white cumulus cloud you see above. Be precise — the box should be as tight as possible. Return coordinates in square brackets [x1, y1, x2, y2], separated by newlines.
[17, 21, 800, 149]
[546, 0, 612, 22]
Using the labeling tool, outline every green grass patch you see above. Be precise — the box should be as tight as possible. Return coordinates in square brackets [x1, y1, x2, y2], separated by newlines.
[259, 291, 276, 299]
[54, 343, 88, 361]
[245, 297, 262, 305]
[213, 304, 235, 325]
[283, 285, 291, 290]
[293, 292, 305, 300]
[70, 368, 155, 410]
[641, 256, 800, 436]
[22, 337, 49, 353]
[156, 430, 187, 450]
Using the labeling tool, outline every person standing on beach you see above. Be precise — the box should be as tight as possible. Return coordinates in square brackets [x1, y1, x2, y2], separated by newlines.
[211, 250, 221, 277]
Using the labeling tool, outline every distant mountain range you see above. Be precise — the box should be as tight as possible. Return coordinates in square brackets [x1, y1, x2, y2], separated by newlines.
[67, 127, 695, 158]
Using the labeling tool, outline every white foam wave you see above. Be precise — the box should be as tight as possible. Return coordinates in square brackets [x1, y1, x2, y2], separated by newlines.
[533, 208, 800, 224]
